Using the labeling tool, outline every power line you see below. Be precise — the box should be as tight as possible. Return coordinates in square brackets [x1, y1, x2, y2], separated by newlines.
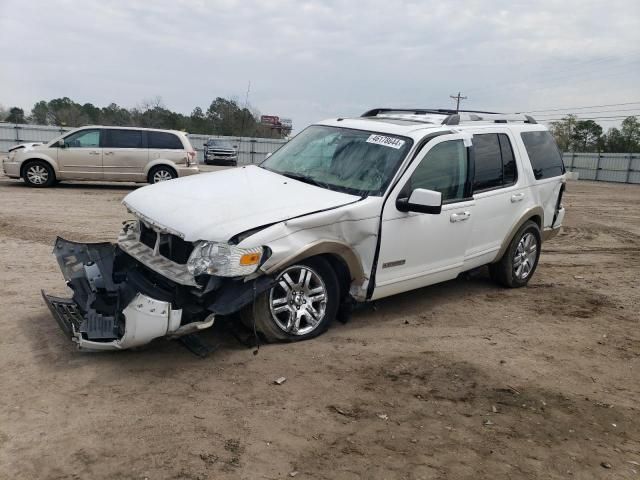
[534, 107, 640, 117]
[539, 115, 638, 122]
[519, 101, 640, 114]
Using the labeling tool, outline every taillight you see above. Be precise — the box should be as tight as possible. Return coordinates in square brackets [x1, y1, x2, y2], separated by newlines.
[186, 150, 196, 166]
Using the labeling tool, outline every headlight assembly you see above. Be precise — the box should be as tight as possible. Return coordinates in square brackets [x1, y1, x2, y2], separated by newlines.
[187, 241, 263, 277]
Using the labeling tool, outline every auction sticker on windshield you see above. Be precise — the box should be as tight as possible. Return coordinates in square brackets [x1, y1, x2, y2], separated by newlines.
[366, 134, 405, 149]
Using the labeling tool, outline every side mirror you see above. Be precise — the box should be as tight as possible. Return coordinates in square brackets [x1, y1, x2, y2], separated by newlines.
[57, 139, 66, 148]
[264, 152, 273, 159]
[396, 188, 442, 214]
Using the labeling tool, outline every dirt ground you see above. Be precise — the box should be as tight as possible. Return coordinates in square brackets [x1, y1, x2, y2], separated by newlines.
[0, 173, 638, 480]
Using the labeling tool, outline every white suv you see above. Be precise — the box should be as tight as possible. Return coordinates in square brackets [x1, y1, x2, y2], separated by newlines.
[3, 126, 199, 187]
[43, 108, 566, 351]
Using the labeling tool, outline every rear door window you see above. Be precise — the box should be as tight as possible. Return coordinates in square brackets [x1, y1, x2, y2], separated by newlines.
[498, 133, 517, 186]
[520, 131, 565, 180]
[105, 129, 143, 149]
[472, 134, 503, 191]
[149, 131, 184, 150]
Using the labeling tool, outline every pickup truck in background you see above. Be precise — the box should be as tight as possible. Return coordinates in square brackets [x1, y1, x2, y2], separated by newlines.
[203, 139, 238, 166]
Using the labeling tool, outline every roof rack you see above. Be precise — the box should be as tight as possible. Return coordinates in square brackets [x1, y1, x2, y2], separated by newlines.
[361, 108, 498, 117]
[361, 108, 537, 125]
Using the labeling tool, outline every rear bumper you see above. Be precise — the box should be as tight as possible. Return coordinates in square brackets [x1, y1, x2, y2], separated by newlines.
[176, 165, 200, 177]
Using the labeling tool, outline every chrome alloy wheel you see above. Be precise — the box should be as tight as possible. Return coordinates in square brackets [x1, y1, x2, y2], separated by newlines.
[153, 169, 174, 183]
[26, 165, 49, 185]
[513, 232, 538, 280]
[269, 265, 328, 336]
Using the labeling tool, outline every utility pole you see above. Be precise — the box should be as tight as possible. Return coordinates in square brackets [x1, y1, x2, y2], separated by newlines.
[450, 92, 467, 113]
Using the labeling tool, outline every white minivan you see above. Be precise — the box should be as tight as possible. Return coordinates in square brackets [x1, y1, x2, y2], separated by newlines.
[43, 108, 566, 351]
[3, 126, 199, 186]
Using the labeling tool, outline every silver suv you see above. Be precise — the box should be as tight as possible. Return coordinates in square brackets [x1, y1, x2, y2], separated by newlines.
[3, 126, 199, 187]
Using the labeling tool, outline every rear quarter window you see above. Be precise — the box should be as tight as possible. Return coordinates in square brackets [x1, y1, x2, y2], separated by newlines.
[149, 131, 184, 150]
[521, 131, 565, 180]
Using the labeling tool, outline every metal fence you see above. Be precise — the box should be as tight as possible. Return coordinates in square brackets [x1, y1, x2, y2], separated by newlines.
[2, 123, 639, 183]
[0, 123, 287, 165]
[563, 152, 640, 184]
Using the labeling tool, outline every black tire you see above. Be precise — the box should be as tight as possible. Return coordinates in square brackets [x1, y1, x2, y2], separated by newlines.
[22, 160, 56, 188]
[241, 257, 339, 342]
[148, 165, 176, 184]
[489, 220, 541, 288]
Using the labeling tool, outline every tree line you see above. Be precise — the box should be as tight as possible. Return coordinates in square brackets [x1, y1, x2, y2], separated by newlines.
[549, 115, 640, 153]
[0, 96, 289, 139]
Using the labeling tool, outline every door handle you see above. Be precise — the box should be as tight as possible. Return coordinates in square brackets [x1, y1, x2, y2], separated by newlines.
[450, 211, 471, 223]
[104, 151, 113, 155]
[511, 193, 525, 203]
[89, 150, 100, 155]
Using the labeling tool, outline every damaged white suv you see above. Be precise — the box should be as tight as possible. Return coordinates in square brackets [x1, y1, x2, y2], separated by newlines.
[43, 108, 566, 351]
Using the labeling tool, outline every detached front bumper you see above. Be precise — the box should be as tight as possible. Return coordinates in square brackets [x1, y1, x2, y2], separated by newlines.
[42, 237, 213, 351]
[43, 236, 273, 352]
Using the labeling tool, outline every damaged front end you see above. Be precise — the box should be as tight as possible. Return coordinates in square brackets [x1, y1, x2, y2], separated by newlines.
[42, 235, 272, 351]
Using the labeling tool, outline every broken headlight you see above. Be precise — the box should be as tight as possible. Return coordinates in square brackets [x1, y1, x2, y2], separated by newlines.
[187, 241, 263, 277]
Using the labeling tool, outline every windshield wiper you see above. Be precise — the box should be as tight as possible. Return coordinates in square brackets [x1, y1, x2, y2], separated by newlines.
[280, 172, 333, 191]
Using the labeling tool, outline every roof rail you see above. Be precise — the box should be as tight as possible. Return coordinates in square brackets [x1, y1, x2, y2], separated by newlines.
[361, 108, 537, 125]
[440, 113, 537, 125]
[361, 108, 498, 117]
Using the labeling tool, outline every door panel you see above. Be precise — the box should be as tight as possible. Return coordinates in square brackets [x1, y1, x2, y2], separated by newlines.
[102, 129, 147, 181]
[57, 129, 103, 180]
[373, 135, 474, 300]
[465, 185, 528, 269]
[465, 131, 529, 269]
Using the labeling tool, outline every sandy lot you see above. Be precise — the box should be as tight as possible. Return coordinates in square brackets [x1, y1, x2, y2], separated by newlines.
[0, 174, 638, 480]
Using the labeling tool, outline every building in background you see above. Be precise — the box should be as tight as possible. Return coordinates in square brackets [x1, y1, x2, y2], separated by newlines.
[260, 115, 293, 137]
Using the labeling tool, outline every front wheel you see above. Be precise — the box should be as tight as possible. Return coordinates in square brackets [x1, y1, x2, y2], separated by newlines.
[241, 257, 339, 342]
[23, 160, 56, 187]
[490, 220, 541, 288]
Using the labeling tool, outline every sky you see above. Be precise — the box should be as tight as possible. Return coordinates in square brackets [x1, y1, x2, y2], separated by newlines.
[1, 0, 639, 132]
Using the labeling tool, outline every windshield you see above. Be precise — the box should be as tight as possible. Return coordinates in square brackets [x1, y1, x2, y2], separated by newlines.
[260, 125, 412, 196]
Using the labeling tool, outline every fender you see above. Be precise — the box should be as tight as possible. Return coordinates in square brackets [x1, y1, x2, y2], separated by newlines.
[143, 158, 181, 176]
[493, 206, 544, 262]
[19, 154, 61, 177]
[262, 239, 366, 285]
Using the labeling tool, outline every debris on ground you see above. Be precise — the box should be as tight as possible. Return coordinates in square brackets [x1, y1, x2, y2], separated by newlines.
[274, 377, 287, 385]
[600, 461, 612, 469]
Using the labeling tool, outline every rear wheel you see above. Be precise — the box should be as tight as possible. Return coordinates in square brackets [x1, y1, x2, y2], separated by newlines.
[23, 160, 55, 187]
[490, 220, 541, 288]
[148, 165, 176, 184]
[241, 257, 339, 342]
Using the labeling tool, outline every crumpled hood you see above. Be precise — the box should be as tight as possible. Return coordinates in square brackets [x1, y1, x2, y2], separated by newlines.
[122, 165, 360, 242]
